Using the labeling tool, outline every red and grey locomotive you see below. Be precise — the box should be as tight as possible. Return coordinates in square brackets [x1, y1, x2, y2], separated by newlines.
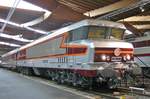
[2, 19, 135, 88]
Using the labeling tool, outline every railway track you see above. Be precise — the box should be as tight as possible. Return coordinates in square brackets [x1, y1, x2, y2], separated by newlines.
[27, 75, 150, 99]
[117, 87, 150, 97]
[4, 69, 150, 99]
[21, 75, 150, 99]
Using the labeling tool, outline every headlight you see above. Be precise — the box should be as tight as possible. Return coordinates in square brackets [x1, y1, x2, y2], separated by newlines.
[126, 54, 131, 60]
[101, 54, 106, 61]
[123, 56, 127, 61]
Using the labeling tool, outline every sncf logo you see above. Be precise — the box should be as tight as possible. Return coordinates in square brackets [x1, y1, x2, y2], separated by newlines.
[114, 48, 121, 56]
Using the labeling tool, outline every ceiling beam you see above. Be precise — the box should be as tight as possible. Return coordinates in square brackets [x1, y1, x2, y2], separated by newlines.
[119, 16, 150, 21]
[21, 11, 51, 27]
[0, 0, 21, 32]
[0, 18, 48, 34]
[120, 16, 150, 30]
[133, 25, 150, 29]
[24, 0, 59, 11]
[84, 0, 138, 17]
[123, 22, 142, 37]
[122, 21, 150, 25]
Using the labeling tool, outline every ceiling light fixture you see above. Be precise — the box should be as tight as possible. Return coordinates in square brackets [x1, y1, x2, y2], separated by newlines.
[0, 0, 22, 32]
[0, 41, 21, 47]
[0, 18, 48, 34]
[0, 33, 33, 42]
[0, 0, 49, 12]
[0, 0, 50, 34]
[0, 0, 51, 25]
[24, 27, 47, 34]
[140, 6, 145, 12]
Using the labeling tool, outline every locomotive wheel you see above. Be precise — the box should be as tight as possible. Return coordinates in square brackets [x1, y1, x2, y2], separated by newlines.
[72, 73, 78, 87]
[20, 67, 33, 76]
[107, 78, 118, 89]
[60, 79, 65, 84]
[76, 76, 93, 89]
[17, 67, 25, 74]
[56, 72, 62, 84]
[60, 72, 67, 84]
[51, 73, 56, 81]
[17, 67, 22, 73]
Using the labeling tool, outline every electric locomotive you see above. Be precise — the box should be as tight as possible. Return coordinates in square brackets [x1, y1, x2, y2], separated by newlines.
[2, 19, 135, 88]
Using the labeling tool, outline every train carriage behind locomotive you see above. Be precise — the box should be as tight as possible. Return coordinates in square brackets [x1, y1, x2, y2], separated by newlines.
[1, 19, 135, 88]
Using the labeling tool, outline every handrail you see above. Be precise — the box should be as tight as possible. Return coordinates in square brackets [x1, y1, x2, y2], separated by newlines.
[136, 56, 150, 78]
[136, 56, 149, 67]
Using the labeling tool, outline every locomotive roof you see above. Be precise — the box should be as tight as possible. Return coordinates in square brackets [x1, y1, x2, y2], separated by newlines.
[2, 19, 126, 57]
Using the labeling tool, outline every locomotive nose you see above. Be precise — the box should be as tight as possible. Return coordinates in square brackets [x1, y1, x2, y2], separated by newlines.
[97, 67, 118, 89]
[94, 47, 134, 62]
[91, 40, 134, 62]
[98, 68, 117, 78]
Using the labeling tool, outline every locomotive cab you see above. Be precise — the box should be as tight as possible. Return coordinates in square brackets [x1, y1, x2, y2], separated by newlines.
[65, 24, 134, 88]
[65, 25, 134, 63]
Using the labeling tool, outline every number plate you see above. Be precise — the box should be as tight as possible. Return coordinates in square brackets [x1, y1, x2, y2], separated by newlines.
[111, 57, 122, 61]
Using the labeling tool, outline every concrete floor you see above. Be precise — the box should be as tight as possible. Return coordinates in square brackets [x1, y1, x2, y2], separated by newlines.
[0, 68, 88, 99]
